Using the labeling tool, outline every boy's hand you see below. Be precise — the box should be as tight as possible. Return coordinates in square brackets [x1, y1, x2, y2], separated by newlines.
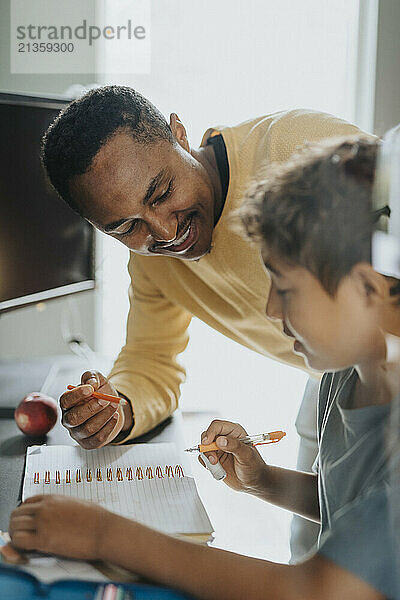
[9, 495, 109, 560]
[200, 420, 269, 495]
[60, 371, 133, 449]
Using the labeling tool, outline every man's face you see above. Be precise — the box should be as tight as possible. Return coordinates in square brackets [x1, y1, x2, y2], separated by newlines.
[263, 251, 383, 372]
[70, 130, 216, 260]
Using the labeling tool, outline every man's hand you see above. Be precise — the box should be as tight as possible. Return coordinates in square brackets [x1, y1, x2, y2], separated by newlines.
[9, 495, 110, 560]
[200, 420, 270, 495]
[60, 371, 133, 449]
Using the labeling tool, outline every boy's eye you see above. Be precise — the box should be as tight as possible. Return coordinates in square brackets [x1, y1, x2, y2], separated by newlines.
[276, 289, 290, 297]
[151, 179, 174, 207]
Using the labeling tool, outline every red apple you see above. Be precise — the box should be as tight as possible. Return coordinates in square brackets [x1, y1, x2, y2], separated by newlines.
[14, 393, 58, 437]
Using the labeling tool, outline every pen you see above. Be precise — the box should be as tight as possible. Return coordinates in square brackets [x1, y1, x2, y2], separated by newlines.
[185, 430, 286, 453]
[67, 384, 121, 405]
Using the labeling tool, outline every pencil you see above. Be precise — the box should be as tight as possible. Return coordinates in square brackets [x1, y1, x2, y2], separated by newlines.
[185, 430, 286, 453]
[67, 384, 121, 405]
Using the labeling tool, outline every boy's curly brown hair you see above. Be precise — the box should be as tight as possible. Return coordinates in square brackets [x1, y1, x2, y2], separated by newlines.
[240, 135, 383, 295]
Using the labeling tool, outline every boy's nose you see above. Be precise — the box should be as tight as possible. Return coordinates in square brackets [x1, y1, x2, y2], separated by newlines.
[266, 286, 284, 321]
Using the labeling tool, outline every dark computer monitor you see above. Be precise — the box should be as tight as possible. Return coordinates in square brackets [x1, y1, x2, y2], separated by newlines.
[0, 92, 95, 313]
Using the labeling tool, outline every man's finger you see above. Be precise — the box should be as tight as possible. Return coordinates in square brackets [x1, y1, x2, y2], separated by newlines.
[59, 385, 94, 410]
[76, 413, 120, 449]
[81, 370, 108, 390]
[66, 405, 118, 440]
[62, 398, 115, 428]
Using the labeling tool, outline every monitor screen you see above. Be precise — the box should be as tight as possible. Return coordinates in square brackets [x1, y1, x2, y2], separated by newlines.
[0, 93, 95, 312]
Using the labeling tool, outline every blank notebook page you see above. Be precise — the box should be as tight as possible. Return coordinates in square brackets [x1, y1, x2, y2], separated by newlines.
[23, 443, 213, 536]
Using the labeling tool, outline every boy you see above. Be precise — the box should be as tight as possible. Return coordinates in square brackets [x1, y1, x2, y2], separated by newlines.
[7, 136, 398, 599]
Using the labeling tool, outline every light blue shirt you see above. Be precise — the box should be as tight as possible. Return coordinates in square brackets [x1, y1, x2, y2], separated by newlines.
[315, 368, 399, 598]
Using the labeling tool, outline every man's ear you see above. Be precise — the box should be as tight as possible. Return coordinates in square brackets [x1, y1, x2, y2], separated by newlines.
[169, 113, 190, 151]
[350, 262, 387, 306]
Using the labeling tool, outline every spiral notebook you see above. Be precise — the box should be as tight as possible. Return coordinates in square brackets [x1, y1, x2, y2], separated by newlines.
[23, 443, 213, 542]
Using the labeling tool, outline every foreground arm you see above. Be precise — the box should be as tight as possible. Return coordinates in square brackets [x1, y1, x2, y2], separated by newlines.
[9, 496, 383, 600]
[103, 512, 382, 600]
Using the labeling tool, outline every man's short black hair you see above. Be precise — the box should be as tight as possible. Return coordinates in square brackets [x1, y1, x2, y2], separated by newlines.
[41, 85, 174, 212]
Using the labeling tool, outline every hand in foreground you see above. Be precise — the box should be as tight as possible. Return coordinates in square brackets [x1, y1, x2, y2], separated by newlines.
[199, 420, 269, 495]
[60, 371, 133, 449]
[9, 495, 109, 560]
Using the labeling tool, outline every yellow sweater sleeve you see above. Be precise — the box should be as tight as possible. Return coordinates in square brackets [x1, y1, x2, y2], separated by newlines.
[108, 254, 192, 440]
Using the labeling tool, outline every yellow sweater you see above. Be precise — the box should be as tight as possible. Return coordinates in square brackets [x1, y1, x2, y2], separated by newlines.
[108, 109, 363, 440]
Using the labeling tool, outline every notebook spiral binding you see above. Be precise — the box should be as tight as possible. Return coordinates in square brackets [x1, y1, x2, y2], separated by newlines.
[33, 464, 185, 485]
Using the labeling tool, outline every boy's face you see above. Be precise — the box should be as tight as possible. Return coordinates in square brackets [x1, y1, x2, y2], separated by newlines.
[263, 251, 384, 372]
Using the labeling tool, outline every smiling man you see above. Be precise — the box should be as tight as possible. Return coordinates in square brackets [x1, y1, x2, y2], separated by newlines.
[42, 85, 364, 559]
[68, 119, 222, 260]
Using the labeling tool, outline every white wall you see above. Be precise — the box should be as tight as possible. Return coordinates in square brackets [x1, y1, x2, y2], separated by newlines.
[99, 0, 359, 143]
[374, 0, 400, 133]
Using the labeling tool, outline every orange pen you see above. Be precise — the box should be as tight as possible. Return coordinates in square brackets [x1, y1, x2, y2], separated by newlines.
[67, 384, 121, 405]
[185, 430, 286, 453]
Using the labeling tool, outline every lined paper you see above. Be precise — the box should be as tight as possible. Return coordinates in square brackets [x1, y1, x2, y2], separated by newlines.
[23, 443, 213, 536]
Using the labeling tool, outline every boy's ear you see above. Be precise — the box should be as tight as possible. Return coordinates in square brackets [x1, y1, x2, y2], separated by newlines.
[169, 113, 190, 151]
[350, 262, 387, 305]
